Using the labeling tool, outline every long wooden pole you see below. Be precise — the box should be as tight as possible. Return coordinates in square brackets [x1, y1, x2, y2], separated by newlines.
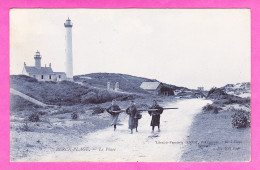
[110, 108, 178, 114]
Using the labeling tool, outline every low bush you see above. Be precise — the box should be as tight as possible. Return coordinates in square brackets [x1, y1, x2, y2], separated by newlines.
[71, 113, 78, 119]
[18, 122, 31, 132]
[38, 111, 47, 115]
[81, 90, 138, 104]
[92, 106, 105, 114]
[117, 95, 136, 101]
[203, 104, 214, 111]
[203, 104, 221, 114]
[207, 87, 227, 99]
[213, 101, 220, 104]
[97, 90, 116, 103]
[224, 97, 251, 105]
[81, 91, 98, 103]
[213, 107, 219, 114]
[28, 113, 40, 122]
[231, 110, 251, 128]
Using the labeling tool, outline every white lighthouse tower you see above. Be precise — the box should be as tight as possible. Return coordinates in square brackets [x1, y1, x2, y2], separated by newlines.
[64, 17, 73, 80]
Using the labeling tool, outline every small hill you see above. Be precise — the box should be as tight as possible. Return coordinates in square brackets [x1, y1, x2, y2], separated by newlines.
[206, 82, 251, 99]
[207, 87, 228, 99]
[10, 73, 189, 106]
[74, 73, 184, 93]
[10, 75, 137, 106]
[74, 73, 155, 94]
[221, 82, 250, 98]
[206, 85, 250, 109]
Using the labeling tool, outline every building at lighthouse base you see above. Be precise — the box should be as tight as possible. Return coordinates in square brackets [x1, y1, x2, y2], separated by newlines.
[22, 51, 67, 82]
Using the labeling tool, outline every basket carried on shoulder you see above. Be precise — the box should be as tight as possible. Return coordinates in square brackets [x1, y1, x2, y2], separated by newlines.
[135, 113, 142, 119]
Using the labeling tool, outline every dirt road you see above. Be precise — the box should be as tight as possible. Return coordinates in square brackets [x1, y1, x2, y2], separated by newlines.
[24, 99, 211, 162]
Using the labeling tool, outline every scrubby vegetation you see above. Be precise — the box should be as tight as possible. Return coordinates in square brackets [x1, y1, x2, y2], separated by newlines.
[10, 75, 90, 105]
[202, 104, 221, 114]
[18, 122, 31, 132]
[231, 110, 251, 128]
[71, 113, 78, 120]
[28, 113, 40, 122]
[37, 111, 47, 115]
[207, 87, 251, 105]
[207, 87, 227, 99]
[206, 87, 251, 128]
[80, 89, 138, 104]
[92, 106, 105, 114]
[223, 97, 251, 105]
[74, 73, 184, 94]
[10, 75, 139, 106]
[74, 73, 154, 94]
[10, 94, 42, 111]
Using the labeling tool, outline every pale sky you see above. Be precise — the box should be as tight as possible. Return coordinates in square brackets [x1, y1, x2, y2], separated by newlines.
[10, 9, 250, 90]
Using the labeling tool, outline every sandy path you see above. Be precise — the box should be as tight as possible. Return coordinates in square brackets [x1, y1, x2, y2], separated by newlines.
[28, 99, 211, 162]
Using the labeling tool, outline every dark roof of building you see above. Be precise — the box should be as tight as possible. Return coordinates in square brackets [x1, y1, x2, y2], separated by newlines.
[140, 82, 161, 90]
[24, 66, 54, 74]
[54, 72, 66, 74]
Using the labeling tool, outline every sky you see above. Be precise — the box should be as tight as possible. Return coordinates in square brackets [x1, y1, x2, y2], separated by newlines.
[10, 9, 250, 90]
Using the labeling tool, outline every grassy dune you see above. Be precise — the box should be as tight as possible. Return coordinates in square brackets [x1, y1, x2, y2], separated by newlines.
[10, 75, 140, 106]
[181, 110, 251, 162]
[181, 87, 251, 161]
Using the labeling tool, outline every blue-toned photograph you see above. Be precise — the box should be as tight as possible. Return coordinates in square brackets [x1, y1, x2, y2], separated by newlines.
[9, 9, 251, 162]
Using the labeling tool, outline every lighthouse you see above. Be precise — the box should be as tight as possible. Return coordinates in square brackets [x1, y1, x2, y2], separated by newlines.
[64, 17, 73, 80]
[34, 50, 41, 69]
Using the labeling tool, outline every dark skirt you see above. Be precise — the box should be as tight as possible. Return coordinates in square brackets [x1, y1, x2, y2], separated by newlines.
[150, 115, 160, 126]
[128, 116, 138, 129]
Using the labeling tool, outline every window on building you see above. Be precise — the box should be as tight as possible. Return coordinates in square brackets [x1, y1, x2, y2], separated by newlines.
[41, 75, 44, 79]
[49, 75, 51, 79]
[59, 75, 61, 78]
[33, 75, 36, 78]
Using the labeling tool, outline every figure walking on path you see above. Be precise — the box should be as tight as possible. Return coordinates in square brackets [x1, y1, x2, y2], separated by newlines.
[106, 99, 121, 131]
[126, 100, 139, 134]
[148, 100, 164, 133]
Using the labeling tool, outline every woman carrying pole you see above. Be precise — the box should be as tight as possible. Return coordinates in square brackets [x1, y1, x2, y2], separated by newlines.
[148, 100, 164, 133]
[126, 100, 139, 134]
[106, 99, 121, 131]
